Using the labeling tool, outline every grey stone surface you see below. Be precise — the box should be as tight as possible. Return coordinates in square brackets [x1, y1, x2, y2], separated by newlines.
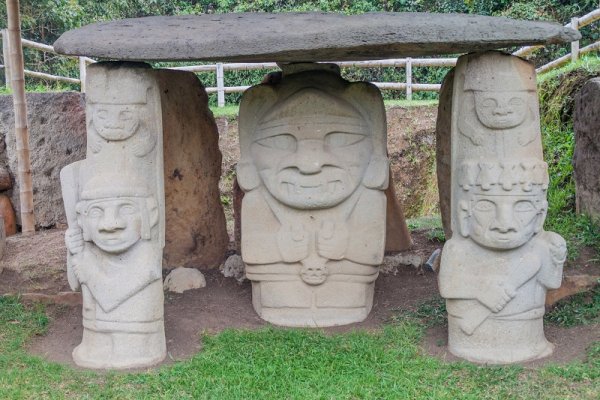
[0, 93, 87, 228]
[221, 254, 246, 283]
[54, 12, 579, 62]
[574, 78, 600, 220]
[164, 267, 206, 293]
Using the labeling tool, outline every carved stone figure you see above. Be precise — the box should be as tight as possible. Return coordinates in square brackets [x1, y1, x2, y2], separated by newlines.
[61, 62, 166, 369]
[238, 63, 388, 327]
[438, 52, 566, 364]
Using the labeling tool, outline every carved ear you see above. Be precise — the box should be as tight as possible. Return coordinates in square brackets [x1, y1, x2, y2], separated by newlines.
[148, 198, 159, 228]
[236, 162, 261, 192]
[76, 214, 91, 241]
[459, 200, 470, 237]
[534, 200, 548, 234]
[362, 156, 389, 190]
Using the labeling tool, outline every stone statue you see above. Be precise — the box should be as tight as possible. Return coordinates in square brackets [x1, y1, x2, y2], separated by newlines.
[61, 62, 166, 369]
[237, 63, 389, 327]
[438, 52, 566, 364]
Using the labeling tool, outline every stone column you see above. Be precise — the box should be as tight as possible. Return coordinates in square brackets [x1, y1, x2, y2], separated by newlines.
[61, 62, 166, 369]
[437, 52, 566, 364]
[238, 63, 389, 327]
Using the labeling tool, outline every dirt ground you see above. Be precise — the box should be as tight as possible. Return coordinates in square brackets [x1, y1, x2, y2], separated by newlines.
[1, 106, 598, 369]
[0, 228, 594, 370]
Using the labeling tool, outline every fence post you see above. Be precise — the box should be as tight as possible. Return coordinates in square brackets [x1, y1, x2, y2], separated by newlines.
[216, 62, 225, 108]
[2, 29, 11, 90]
[405, 57, 412, 101]
[78, 57, 86, 92]
[571, 17, 580, 62]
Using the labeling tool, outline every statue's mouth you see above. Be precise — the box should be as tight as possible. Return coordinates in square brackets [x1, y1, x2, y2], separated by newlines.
[280, 180, 343, 197]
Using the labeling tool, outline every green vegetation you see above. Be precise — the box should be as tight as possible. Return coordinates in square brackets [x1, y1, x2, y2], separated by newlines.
[0, 1, 596, 104]
[538, 55, 600, 260]
[0, 295, 598, 399]
[545, 286, 600, 327]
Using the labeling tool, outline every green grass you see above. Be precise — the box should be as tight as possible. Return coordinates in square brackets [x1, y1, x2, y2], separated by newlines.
[0, 295, 598, 399]
[545, 286, 600, 328]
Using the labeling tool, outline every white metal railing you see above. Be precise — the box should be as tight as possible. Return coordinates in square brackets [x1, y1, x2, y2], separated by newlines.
[1, 8, 598, 106]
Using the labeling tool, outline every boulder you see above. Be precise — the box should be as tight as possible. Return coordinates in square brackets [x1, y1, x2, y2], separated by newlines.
[155, 69, 229, 269]
[573, 78, 600, 220]
[0, 166, 11, 191]
[163, 267, 206, 293]
[221, 254, 246, 283]
[0, 194, 16, 236]
[0, 92, 87, 229]
[545, 274, 599, 306]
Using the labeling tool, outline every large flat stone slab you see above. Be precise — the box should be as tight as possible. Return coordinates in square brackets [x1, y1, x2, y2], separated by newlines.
[54, 12, 579, 62]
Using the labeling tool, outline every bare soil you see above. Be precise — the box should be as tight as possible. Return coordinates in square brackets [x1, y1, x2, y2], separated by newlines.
[2, 106, 598, 369]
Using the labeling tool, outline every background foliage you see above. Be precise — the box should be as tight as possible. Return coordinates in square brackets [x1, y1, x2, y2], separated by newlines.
[0, 0, 597, 102]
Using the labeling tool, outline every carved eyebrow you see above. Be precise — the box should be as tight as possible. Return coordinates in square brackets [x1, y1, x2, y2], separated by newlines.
[253, 122, 369, 141]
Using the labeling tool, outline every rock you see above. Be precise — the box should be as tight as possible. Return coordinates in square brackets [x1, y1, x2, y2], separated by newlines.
[0, 217, 5, 263]
[545, 274, 599, 306]
[0, 166, 11, 191]
[381, 252, 423, 274]
[574, 78, 600, 220]
[0, 194, 16, 236]
[385, 168, 412, 252]
[54, 13, 578, 62]
[0, 92, 87, 229]
[157, 68, 229, 270]
[436, 70, 454, 239]
[164, 267, 206, 293]
[221, 254, 246, 283]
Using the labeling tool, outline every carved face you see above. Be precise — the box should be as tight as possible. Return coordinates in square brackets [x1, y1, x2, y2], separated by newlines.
[251, 116, 373, 209]
[80, 198, 143, 254]
[91, 103, 141, 141]
[474, 91, 528, 129]
[463, 194, 543, 250]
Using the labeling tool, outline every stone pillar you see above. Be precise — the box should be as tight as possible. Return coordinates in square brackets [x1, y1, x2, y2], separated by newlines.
[61, 62, 166, 369]
[573, 78, 600, 220]
[238, 63, 389, 327]
[437, 52, 566, 364]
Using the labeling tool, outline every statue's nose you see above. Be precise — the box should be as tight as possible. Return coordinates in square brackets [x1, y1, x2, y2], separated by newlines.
[490, 204, 517, 233]
[98, 208, 125, 232]
[295, 139, 325, 174]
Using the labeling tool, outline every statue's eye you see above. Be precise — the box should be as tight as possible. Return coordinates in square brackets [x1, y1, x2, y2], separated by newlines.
[514, 200, 535, 212]
[474, 200, 495, 212]
[481, 98, 497, 108]
[88, 207, 104, 218]
[256, 134, 297, 151]
[325, 132, 366, 147]
[119, 110, 134, 120]
[95, 109, 108, 120]
[119, 204, 138, 215]
[509, 97, 525, 107]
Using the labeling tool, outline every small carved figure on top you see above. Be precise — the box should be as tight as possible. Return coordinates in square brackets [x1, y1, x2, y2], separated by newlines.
[457, 52, 540, 155]
[237, 63, 389, 327]
[62, 171, 165, 369]
[86, 62, 156, 157]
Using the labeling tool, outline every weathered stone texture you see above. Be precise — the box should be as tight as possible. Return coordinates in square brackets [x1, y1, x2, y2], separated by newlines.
[436, 70, 454, 239]
[0, 92, 87, 229]
[156, 69, 229, 270]
[0, 194, 16, 236]
[573, 78, 600, 220]
[54, 12, 579, 62]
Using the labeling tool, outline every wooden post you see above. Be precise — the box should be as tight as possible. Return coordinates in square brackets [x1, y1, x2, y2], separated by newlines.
[79, 57, 86, 92]
[216, 62, 225, 107]
[406, 57, 413, 101]
[2, 29, 11, 90]
[571, 17, 580, 63]
[6, 0, 35, 235]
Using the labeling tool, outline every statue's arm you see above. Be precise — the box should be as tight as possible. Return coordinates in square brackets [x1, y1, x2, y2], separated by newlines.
[536, 231, 566, 289]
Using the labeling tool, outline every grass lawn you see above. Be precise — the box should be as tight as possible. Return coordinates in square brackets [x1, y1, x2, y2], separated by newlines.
[0, 295, 597, 399]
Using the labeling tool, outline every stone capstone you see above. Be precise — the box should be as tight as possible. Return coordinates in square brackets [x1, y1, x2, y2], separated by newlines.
[54, 12, 579, 62]
[574, 78, 600, 220]
[163, 267, 207, 293]
[0, 93, 87, 229]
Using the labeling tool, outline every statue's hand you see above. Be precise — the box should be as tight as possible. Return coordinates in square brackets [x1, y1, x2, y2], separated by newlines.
[278, 223, 309, 263]
[317, 220, 348, 260]
[65, 228, 84, 255]
[545, 232, 567, 265]
[478, 282, 517, 313]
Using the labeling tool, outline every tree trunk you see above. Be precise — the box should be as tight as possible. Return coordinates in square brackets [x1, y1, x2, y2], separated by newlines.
[6, 0, 35, 235]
